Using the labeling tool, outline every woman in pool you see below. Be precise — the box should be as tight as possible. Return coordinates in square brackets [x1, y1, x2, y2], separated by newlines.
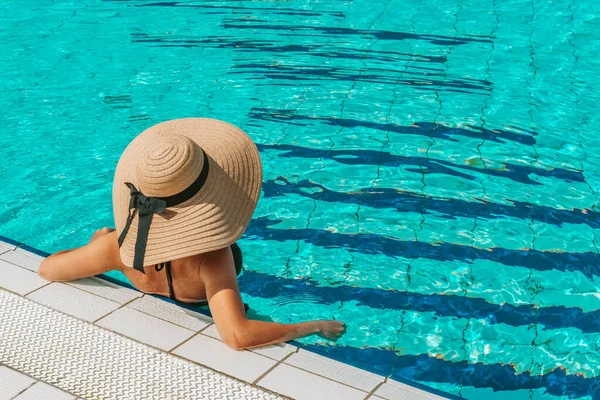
[37, 118, 346, 350]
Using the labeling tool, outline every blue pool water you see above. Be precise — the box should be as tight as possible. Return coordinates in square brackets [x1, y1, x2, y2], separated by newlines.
[1, 0, 599, 398]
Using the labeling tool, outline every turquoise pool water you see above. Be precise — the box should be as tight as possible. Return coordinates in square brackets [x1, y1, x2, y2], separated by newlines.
[1, 0, 599, 398]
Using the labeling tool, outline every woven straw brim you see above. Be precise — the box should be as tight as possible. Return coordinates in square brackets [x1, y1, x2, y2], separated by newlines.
[112, 118, 262, 269]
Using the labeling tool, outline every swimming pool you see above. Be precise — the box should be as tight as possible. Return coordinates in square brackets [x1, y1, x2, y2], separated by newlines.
[1, 0, 599, 398]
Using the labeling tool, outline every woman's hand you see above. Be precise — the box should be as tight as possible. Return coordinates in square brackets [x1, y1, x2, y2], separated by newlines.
[89, 227, 115, 243]
[316, 320, 347, 341]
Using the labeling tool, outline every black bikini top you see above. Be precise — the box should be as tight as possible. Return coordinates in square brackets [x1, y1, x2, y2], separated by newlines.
[154, 262, 181, 302]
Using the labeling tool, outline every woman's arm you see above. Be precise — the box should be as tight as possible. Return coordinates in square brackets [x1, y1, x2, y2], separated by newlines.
[227, 317, 345, 350]
[38, 228, 126, 282]
[40, 228, 109, 268]
[200, 248, 346, 350]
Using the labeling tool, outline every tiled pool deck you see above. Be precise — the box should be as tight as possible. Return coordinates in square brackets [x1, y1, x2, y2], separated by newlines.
[0, 239, 448, 400]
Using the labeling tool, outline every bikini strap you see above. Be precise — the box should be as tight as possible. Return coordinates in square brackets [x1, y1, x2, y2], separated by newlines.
[155, 262, 176, 301]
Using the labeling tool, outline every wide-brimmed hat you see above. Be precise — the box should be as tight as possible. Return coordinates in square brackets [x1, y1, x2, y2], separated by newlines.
[112, 118, 262, 273]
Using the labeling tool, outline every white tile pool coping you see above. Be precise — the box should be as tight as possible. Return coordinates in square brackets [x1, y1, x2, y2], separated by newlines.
[0, 239, 453, 400]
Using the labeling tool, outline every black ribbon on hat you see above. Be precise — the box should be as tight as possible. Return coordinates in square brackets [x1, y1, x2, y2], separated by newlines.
[117, 149, 210, 274]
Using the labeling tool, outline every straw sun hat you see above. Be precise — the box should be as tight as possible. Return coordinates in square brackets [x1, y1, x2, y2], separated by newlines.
[112, 118, 262, 273]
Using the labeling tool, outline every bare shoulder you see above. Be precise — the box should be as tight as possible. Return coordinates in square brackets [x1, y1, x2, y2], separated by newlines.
[199, 246, 247, 327]
[199, 247, 234, 276]
[197, 246, 241, 300]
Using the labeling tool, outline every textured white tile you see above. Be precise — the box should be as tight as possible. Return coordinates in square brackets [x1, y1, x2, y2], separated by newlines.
[0, 248, 44, 272]
[0, 366, 35, 400]
[172, 333, 277, 383]
[0, 260, 49, 296]
[0, 240, 16, 254]
[95, 306, 196, 351]
[375, 379, 446, 400]
[65, 276, 142, 305]
[128, 295, 212, 331]
[258, 364, 367, 400]
[13, 381, 77, 400]
[201, 324, 296, 360]
[285, 349, 383, 392]
[26, 282, 121, 322]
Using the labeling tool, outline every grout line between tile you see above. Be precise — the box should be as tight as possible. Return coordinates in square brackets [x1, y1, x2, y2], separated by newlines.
[21, 281, 53, 297]
[9, 386, 34, 400]
[9, 367, 79, 400]
[1, 285, 44, 300]
[252, 352, 295, 385]
[265, 359, 373, 395]
[277, 354, 384, 393]
[93, 313, 235, 377]
[25, 280, 124, 311]
[197, 323, 214, 333]
[0, 260, 52, 297]
[1, 259, 54, 298]
[8, 378, 36, 400]
[365, 380, 386, 399]
[92, 296, 141, 324]
[0, 256, 42, 272]
[165, 345, 290, 399]
[167, 329, 205, 354]
[0, 254, 41, 269]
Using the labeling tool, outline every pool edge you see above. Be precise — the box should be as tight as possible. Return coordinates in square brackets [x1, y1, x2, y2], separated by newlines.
[0, 234, 462, 400]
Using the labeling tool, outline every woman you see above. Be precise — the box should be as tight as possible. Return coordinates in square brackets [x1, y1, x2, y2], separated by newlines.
[37, 118, 346, 350]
